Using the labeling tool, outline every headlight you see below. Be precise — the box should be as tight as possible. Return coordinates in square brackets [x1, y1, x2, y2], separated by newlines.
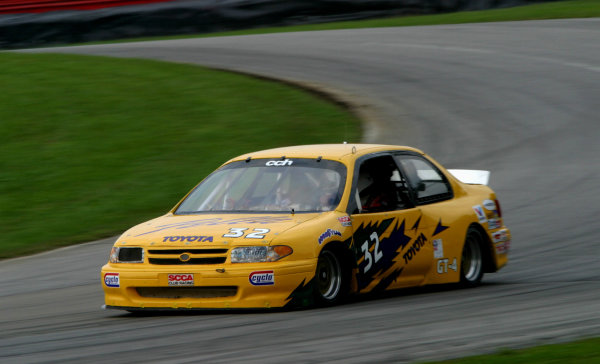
[109, 247, 144, 263]
[231, 245, 293, 263]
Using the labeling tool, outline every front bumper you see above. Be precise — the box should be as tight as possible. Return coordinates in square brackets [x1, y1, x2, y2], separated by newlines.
[101, 259, 316, 309]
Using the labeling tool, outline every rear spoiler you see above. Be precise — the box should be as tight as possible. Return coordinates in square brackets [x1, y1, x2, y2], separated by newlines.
[447, 169, 490, 185]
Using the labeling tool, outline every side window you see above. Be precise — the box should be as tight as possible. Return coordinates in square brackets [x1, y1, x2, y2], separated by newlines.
[394, 155, 452, 205]
[355, 156, 412, 213]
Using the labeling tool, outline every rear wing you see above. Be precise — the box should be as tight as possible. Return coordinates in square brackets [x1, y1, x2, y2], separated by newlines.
[447, 169, 490, 185]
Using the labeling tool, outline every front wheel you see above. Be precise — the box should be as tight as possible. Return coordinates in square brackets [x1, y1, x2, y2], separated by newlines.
[460, 227, 484, 287]
[314, 249, 348, 306]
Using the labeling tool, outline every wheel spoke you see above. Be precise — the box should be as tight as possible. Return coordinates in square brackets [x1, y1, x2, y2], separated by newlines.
[317, 250, 341, 300]
[461, 229, 483, 286]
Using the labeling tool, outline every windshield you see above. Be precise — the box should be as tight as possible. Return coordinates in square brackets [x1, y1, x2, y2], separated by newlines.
[175, 158, 346, 214]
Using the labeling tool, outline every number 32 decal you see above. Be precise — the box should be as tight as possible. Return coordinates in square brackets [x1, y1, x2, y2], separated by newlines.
[361, 232, 383, 273]
[223, 228, 270, 239]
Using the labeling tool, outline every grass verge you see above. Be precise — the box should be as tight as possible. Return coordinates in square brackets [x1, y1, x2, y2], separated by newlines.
[426, 337, 600, 363]
[0, 53, 361, 259]
[82, 0, 600, 45]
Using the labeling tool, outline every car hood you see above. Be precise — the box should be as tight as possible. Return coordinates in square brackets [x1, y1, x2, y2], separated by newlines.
[116, 213, 321, 247]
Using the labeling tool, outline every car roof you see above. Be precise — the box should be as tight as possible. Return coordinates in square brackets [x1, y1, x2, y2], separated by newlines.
[226, 144, 424, 164]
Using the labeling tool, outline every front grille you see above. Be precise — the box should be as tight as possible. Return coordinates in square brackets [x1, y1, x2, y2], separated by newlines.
[147, 248, 228, 265]
[148, 257, 226, 265]
[136, 286, 237, 298]
[148, 249, 228, 254]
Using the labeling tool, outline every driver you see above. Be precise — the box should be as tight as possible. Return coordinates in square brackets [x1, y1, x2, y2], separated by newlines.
[360, 160, 397, 212]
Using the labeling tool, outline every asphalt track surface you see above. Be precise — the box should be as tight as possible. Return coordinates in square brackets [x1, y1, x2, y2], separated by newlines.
[4, 19, 600, 363]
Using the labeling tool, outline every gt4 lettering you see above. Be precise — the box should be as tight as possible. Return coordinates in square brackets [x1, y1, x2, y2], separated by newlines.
[361, 232, 382, 273]
[168, 274, 194, 286]
[437, 258, 457, 274]
[162, 235, 213, 243]
[104, 273, 120, 287]
[249, 270, 275, 285]
[223, 228, 270, 239]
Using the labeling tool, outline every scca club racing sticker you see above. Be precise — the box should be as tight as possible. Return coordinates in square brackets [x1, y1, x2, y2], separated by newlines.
[249, 270, 275, 286]
[104, 272, 120, 288]
[168, 274, 194, 286]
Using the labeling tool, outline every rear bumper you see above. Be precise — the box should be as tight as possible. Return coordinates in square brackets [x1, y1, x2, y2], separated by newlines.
[101, 259, 316, 309]
[489, 227, 511, 271]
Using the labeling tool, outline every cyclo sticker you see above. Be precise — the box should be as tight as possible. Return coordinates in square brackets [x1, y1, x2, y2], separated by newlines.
[249, 271, 275, 286]
[104, 273, 120, 287]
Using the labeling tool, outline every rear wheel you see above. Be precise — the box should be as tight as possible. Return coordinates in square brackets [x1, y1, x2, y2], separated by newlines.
[314, 248, 347, 305]
[460, 227, 484, 287]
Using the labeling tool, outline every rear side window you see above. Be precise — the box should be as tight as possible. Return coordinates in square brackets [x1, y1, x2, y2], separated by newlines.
[394, 155, 452, 205]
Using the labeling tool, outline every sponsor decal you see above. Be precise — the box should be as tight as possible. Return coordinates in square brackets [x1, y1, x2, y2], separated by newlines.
[483, 199, 497, 211]
[162, 235, 213, 243]
[433, 239, 444, 259]
[495, 240, 511, 254]
[318, 228, 342, 245]
[136, 216, 291, 236]
[492, 229, 509, 243]
[491, 229, 511, 254]
[265, 159, 293, 166]
[338, 216, 352, 227]
[249, 270, 275, 286]
[483, 200, 496, 212]
[104, 272, 120, 288]
[472, 205, 487, 224]
[488, 218, 502, 230]
[403, 233, 427, 264]
[168, 274, 194, 286]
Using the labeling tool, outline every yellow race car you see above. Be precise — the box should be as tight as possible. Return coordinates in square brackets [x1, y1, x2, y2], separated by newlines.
[101, 144, 510, 310]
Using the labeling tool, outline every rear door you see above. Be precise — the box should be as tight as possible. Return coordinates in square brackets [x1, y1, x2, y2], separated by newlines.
[393, 153, 460, 284]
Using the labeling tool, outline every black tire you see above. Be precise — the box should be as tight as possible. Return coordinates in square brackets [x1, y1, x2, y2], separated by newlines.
[460, 227, 484, 287]
[314, 248, 348, 306]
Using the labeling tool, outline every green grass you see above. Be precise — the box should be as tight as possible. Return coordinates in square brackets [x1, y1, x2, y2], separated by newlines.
[79, 0, 600, 45]
[0, 53, 361, 258]
[425, 337, 600, 364]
